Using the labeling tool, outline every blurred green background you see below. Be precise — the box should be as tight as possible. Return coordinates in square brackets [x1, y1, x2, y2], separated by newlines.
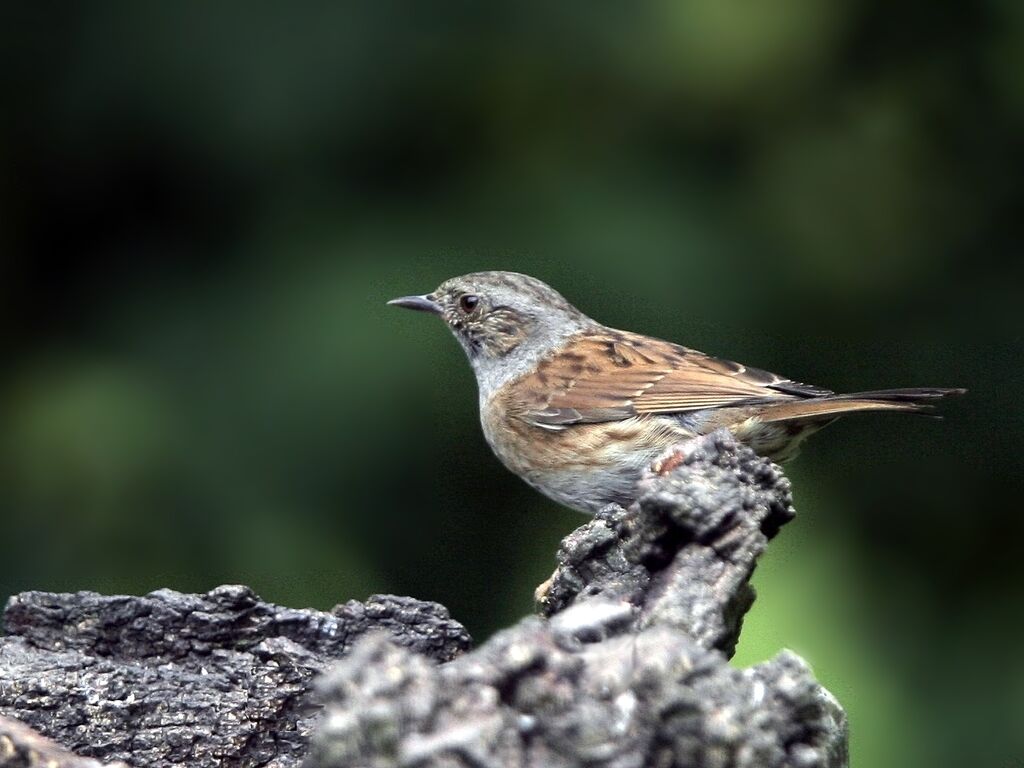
[1, 2, 1021, 765]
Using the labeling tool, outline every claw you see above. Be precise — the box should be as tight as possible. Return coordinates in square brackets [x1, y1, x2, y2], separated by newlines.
[652, 448, 687, 476]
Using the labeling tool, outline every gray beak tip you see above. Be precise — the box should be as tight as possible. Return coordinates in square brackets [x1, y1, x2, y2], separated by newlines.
[387, 295, 442, 314]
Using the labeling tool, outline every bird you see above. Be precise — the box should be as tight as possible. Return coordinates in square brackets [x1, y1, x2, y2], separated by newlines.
[388, 271, 964, 514]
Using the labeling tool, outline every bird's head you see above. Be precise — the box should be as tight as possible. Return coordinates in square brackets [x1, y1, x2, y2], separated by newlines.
[388, 271, 593, 392]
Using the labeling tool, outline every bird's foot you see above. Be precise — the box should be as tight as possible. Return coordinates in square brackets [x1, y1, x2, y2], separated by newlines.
[651, 446, 690, 476]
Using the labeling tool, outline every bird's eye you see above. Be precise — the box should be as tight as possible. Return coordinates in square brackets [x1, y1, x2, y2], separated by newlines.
[459, 294, 480, 313]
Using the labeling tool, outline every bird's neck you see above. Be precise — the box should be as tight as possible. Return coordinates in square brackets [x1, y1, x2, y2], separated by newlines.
[471, 319, 595, 401]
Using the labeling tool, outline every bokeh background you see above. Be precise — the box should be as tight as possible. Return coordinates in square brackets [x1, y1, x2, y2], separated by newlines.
[2, 2, 1021, 764]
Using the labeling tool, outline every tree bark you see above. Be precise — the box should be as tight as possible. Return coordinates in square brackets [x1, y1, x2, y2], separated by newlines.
[0, 589, 469, 767]
[0, 431, 848, 768]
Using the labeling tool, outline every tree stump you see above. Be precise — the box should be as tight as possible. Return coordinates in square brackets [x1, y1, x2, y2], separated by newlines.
[0, 431, 847, 768]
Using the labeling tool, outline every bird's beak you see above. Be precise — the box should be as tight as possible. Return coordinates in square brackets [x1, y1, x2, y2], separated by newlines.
[387, 294, 442, 315]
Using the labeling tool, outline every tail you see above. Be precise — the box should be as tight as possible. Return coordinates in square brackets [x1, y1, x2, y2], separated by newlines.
[756, 387, 967, 423]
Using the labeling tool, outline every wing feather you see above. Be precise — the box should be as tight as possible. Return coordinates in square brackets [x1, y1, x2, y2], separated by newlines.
[515, 330, 824, 427]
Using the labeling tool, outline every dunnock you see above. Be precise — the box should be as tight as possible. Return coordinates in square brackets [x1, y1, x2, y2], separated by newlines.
[389, 271, 963, 514]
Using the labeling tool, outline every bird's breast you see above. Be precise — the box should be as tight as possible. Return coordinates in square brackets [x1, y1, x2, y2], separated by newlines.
[479, 393, 691, 512]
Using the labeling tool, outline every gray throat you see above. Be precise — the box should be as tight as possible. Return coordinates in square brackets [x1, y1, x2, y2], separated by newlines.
[468, 316, 595, 403]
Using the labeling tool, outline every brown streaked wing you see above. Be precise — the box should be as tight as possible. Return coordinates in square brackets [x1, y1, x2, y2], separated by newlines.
[518, 330, 823, 427]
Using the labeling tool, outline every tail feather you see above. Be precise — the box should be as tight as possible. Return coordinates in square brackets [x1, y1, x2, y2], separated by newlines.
[825, 387, 966, 403]
[756, 387, 966, 424]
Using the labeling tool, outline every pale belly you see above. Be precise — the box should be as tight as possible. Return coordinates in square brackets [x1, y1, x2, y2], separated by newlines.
[513, 455, 662, 514]
[479, 402, 691, 514]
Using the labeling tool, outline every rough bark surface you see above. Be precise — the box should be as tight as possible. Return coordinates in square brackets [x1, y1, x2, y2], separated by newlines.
[0, 715, 130, 768]
[0, 430, 848, 768]
[0, 587, 470, 767]
[536, 430, 796, 655]
[306, 432, 847, 768]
